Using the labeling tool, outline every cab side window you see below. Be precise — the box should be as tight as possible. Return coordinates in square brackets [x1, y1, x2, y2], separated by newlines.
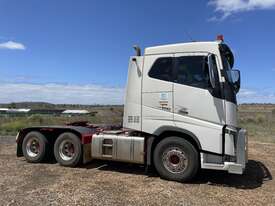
[148, 57, 173, 82]
[175, 56, 210, 89]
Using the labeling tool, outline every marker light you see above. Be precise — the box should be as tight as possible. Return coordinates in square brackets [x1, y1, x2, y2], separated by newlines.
[216, 35, 224, 42]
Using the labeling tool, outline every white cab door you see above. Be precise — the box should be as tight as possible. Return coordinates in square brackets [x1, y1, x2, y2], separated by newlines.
[142, 54, 174, 133]
[173, 53, 225, 125]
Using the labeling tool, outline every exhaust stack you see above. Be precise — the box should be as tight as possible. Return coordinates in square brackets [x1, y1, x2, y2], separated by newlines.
[133, 45, 141, 56]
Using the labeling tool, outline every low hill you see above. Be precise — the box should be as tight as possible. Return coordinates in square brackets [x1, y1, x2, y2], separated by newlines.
[0, 102, 123, 110]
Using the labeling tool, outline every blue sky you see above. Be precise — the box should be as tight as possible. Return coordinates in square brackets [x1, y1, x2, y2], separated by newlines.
[0, 0, 275, 104]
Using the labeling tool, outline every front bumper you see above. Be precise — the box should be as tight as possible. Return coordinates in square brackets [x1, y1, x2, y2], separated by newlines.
[201, 128, 248, 174]
[226, 128, 248, 174]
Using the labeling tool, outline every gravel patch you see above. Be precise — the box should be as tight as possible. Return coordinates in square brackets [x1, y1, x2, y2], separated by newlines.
[0, 136, 274, 206]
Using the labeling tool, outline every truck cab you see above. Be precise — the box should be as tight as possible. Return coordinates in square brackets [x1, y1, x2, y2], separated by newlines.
[16, 37, 247, 182]
[123, 37, 247, 177]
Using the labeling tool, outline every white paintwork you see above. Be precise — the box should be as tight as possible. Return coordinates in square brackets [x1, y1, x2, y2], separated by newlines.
[122, 40, 246, 173]
[173, 116, 223, 154]
[145, 42, 220, 56]
[141, 54, 174, 126]
[140, 49, 225, 154]
[173, 52, 225, 125]
[201, 128, 247, 174]
[225, 101, 238, 127]
[123, 56, 143, 131]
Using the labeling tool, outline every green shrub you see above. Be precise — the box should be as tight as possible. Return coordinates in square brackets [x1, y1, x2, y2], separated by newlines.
[246, 117, 256, 124]
[255, 114, 266, 124]
[0, 120, 26, 134]
[27, 114, 44, 124]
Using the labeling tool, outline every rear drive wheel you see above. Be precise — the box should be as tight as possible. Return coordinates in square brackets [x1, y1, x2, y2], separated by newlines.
[22, 131, 49, 163]
[153, 137, 199, 182]
[54, 132, 82, 167]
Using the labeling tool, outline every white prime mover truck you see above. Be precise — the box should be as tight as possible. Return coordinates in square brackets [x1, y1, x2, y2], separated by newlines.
[16, 36, 247, 182]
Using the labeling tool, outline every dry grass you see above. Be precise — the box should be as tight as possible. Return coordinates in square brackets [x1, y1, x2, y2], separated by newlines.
[238, 105, 275, 143]
[2, 104, 274, 143]
[0, 107, 123, 135]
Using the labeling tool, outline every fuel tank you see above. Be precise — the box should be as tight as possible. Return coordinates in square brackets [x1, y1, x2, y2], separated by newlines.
[91, 133, 145, 164]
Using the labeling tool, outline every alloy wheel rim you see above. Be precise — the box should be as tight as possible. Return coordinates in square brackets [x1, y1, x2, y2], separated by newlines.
[162, 147, 188, 174]
[26, 137, 40, 157]
[59, 140, 75, 161]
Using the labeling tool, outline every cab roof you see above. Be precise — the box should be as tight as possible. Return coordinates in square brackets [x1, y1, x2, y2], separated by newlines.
[144, 41, 221, 56]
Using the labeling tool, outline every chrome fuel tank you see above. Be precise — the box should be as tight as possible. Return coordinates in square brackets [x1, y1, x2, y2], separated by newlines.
[91, 134, 144, 164]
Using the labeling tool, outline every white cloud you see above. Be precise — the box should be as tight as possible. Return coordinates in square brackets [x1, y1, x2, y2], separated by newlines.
[238, 88, 275, 103]
[209, 0, 275, 20]
[0, 83, 124, 105]
[1, 83, 274, 105]
[0, 41, 26, 50]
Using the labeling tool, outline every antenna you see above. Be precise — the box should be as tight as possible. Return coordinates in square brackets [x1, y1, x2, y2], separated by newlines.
[184, 30, 194, 42]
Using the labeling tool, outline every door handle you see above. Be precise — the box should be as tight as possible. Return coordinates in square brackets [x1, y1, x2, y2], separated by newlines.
[178, 107, 189, 115]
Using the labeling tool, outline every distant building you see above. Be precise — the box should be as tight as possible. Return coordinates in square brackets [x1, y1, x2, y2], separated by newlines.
[0, 108, 9, 112]
[8, 109, 31, 113]
[62, 110, 90, 115]
[0, 108, 30, 116]
[0, 108, 30, 113]
[0, 108, 96, 116]
[29, 109, 64, 115]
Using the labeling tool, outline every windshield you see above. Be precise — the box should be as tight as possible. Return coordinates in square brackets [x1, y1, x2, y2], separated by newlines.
[219, 44, 240, 93]
[221, 55, 235, 83]
[220, 44, 235, 83]
[221, 54, 231, 70]
[219, 44, 234, 68]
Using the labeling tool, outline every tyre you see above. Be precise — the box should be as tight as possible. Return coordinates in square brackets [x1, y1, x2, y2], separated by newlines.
[22, 131, 49, 163]
[153, 137, 199, 182]
[54, 132, 82, 167]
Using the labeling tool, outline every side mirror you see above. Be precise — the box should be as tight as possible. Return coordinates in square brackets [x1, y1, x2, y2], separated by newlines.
[227, 69, 240, 93]
[207, 54, 216, 89]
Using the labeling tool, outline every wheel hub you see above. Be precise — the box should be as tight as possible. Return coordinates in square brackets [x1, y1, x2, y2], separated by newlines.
[59, 140, 75, 161]
[26, 138, 40, 157]
[169, 154, 180, 164]
[162, 147, 188, 174]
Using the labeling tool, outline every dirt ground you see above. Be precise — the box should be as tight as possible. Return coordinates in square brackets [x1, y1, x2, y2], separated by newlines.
[0, 136, 274, 206]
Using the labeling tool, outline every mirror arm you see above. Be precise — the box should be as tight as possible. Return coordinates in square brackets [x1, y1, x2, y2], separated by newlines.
[132, 58, 142, 76]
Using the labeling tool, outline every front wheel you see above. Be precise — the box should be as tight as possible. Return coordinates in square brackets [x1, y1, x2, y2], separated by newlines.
[54, 132, 82, 167]
[153, 137, 199, 182]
